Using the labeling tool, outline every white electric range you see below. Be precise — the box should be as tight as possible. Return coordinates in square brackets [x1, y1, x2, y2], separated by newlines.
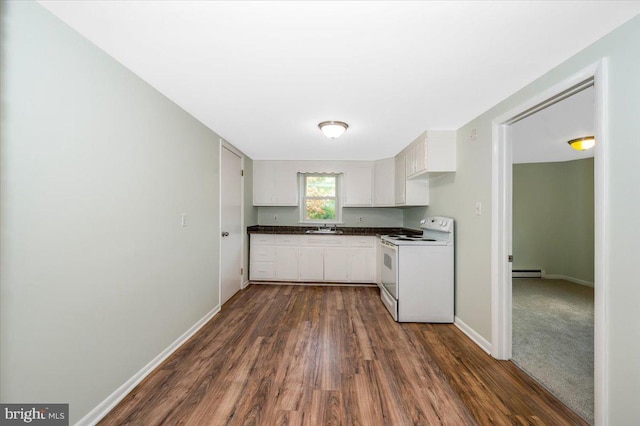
[378, 216, 454, 322]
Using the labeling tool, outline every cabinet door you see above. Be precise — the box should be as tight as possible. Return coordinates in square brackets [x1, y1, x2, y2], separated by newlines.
[394, 153, 406, 204]
[250, 262, 275, 280]
[299, 247, 324, 281]
[405, 145, 416, 177]
[349, 248, 376, 282]
[413, 137, 427, 175]
[344, 165, 373, 206]
[324, 248, 349, 282]
[425, 130, 456, 172]
[373, 158, 394, 206]
[253, 162, 298, 206]
[275, 166, 298, 206]
[251, 245, 275, 262]
[275, 247, 299, 280]
[253, 162, 274, 205]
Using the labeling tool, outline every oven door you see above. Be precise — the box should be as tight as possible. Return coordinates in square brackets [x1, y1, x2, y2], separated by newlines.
[380, 241, 398, 300]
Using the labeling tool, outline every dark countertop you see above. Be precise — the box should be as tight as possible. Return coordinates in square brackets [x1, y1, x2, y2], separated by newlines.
[247, 225, 422, 236]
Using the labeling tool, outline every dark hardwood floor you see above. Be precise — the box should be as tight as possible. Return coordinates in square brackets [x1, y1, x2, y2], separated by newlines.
[100, 285, 587, 425]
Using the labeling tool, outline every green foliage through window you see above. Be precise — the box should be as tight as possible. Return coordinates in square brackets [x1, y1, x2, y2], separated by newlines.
[303, 175, 339, 221]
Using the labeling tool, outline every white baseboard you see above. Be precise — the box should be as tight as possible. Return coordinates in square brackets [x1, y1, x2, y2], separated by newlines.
[75, 304, 221, 426]
[241, 279, 251, 289]
[454, 316, 492, 355]
[543, 274, 594, 288]
[512, 269, 542, 278]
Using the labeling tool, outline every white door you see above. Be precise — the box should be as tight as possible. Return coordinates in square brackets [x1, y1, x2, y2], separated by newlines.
[221, 146, 242, 305]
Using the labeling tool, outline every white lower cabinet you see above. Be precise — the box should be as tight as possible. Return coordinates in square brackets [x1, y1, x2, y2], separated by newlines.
[275, 247, 299, 280]
[376, 237, 383, 285]
[298, 247, 324, 281]
[250, 234, 376, 283]
[324, 248, 349, 281]
[251, 261, 275, 280]
[349, 248, 376, 282]
[250, 234, 299, 281]
[349, 236, 376, 282]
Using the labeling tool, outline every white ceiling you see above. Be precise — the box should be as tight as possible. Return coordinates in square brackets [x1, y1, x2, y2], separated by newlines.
[512, 86, 594, 164]
[38, 1, 640, 161]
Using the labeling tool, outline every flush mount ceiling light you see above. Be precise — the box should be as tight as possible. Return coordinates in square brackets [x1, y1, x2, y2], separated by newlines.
[567, 136, 596, 151]
[318, 121, 349, 139]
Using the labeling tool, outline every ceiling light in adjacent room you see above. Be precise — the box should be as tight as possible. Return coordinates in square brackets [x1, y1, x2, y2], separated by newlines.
[318, 121, 349, 139]
[567, 136, 595, 151]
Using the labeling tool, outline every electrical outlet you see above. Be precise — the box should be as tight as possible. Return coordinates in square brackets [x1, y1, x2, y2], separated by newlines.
[274, 215, 278, 222]
[357, 216, 364, 222]
[474, 202, 482, 216]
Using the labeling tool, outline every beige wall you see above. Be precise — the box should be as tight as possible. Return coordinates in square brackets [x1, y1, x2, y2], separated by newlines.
[513, 159, 595, 283]
[402, 206, 429, 230]
[428, 15, 640, 423]
[1, 2, 221, 423]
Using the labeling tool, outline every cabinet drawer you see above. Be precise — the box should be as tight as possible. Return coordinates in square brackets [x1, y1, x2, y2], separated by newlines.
[300, 235, 348, 247]
[251, 234, 275, 245]
[252, 246, 275, 261]
[250, 262, 275, 280]
[349, 236, 375, 248]
[274, 235, 299, 246]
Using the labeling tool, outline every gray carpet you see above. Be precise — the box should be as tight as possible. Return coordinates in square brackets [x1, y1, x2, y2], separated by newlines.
[512, 278, 594, 424]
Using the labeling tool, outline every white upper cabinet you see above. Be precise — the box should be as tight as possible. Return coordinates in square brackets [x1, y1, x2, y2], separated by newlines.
[374, 158, 395, 206]
[394, 152, 406, 205]
[253, 161, 298, 206]
[395, 146, 429, 206]
[405, 130, 456, 178]
[405, 142, 417, 177]
[343, 164, 373, 206]
[252, 132, 454, 208]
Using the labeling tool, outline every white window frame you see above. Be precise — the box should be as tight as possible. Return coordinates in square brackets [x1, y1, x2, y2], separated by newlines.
[299, 173, 343, 224]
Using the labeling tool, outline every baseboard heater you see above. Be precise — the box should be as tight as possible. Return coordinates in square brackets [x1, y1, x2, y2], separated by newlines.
[512, 269, 542, 278]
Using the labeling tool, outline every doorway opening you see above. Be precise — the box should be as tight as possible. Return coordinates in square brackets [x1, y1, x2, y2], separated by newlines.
[510, 86, 595, 422]
[491, 60, 608, 425]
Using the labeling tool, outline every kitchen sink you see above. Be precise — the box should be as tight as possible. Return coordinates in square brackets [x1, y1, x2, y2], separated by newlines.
[305, 228, 343, 234]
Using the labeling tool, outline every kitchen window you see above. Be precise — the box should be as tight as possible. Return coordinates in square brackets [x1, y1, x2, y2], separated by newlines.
[299, 173, 342, 223]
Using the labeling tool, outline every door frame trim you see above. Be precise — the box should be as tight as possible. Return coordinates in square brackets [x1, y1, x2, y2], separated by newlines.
[491, 59, 608, 424]
[219, 140, 245, 306]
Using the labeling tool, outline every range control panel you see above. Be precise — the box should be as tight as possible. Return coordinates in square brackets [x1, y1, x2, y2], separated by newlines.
[421, 216, 454, 232]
